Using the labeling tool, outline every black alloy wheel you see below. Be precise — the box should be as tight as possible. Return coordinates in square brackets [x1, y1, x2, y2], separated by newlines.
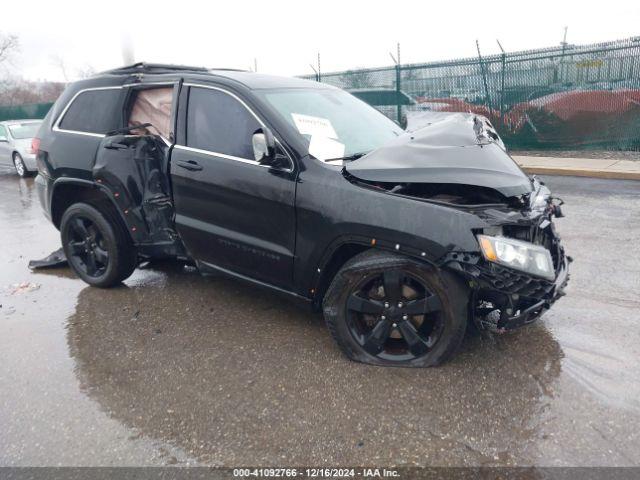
[323, 250, 468, 367]
[60, 202, 137, 288]
[66, 216, 110, 278]
[345, 269, 444, 362]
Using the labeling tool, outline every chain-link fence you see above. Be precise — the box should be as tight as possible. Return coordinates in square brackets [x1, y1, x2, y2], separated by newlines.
[302, 37, 640, 150]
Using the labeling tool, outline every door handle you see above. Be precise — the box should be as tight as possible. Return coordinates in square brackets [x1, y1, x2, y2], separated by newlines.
[104, 141, 129, 150]
[176, 160, 203, 171]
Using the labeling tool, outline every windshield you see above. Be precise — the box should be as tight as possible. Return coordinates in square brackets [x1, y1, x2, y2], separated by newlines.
[9, 122, 41, 139]
[257, 88, 403, 162]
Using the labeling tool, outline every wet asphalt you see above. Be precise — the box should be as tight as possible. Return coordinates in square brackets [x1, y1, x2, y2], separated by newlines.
[0, 167, 639, 467]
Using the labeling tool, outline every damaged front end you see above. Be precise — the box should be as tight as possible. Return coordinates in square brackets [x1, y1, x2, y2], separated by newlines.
[442, 184, 571, 333]
[344, 113, 570, 333]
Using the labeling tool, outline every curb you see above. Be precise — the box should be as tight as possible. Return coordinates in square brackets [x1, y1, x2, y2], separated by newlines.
[520, 166, 640, 181]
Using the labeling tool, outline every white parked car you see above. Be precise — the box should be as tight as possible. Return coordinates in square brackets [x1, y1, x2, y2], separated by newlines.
[0, 120, 42, 177]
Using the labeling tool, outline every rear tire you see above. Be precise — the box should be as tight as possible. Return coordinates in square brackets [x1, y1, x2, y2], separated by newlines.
[60, 202, 137, 287]
[13, 153, 29, 177]
[322, 250, 469, 367]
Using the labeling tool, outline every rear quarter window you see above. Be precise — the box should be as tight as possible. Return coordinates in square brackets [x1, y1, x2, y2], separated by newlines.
[58, 89, 122, 134]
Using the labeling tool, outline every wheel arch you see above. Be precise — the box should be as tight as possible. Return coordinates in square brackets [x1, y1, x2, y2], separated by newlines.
[311, 234, 444, 309]
[50, 179, 131, 241]
[312, 242, 370, 309]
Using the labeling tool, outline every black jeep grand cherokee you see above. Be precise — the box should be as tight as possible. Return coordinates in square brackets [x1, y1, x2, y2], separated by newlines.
[34, 63, 569, 367]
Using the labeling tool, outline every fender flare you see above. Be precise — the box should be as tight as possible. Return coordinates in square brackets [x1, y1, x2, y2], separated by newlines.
[309, 233, 443, 303]
[50, 177, 132, 233]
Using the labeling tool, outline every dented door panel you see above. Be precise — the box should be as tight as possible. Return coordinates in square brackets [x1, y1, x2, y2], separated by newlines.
[92, 134, 184, 254]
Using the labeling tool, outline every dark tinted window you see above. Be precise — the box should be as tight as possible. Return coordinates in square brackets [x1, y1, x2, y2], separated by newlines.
[59, 89, 122, 134]
[186, 87, 260, 159]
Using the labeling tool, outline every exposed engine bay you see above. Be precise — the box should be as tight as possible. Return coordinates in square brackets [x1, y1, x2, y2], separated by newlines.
[344, 176, 528, 209]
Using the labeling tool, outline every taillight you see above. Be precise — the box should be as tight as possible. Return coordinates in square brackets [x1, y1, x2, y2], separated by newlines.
[30, 137, 40, 155]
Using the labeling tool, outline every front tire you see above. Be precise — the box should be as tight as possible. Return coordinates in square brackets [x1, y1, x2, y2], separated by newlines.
[13, 153, 29, 177]
[323, 250, 469, 367]
[60, 203, 137, 287]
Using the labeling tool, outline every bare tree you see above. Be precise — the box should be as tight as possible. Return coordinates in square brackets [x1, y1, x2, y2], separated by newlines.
[39, 81, 66, 101]
[0, 75, 65, 106]
[50, 55, 69, 82]
[0, 32, 18, 65]
[0, 34, 65, 108]
[76, 65, 96, 79]
[51, 55, 96, 81]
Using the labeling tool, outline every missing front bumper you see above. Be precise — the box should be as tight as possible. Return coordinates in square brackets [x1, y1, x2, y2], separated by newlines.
[445, 252, 570, 333]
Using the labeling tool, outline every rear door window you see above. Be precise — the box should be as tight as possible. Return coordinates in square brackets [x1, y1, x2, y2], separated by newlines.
[186, 87, 260, 159]
[58, 89, 122, 134]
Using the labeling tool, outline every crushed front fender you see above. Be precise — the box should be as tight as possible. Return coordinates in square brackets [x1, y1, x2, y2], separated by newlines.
[439, 196, 571, 333]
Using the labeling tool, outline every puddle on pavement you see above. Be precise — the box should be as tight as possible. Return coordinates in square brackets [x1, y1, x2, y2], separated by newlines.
[550, 312, 640, 413]
[59, 262, 565, 465]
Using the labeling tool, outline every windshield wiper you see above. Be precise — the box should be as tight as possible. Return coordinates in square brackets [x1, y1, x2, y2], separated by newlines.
[324, 151, 370, 163]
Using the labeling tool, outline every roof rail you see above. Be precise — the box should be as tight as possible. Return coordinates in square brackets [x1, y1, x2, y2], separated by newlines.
[100, 62, 248, 76]
[101, 63, 209, 75]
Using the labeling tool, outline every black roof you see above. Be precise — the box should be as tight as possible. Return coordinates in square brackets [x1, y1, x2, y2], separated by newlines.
[99, 62, 331, 90]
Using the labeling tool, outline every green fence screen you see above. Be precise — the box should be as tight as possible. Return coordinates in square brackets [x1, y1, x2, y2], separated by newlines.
[302, 37, 640, 150]
[0, 102, 53, 122]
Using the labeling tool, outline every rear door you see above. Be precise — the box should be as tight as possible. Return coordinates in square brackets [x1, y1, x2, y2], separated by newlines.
[170, 84, 297, 290]
[91, 81, 179, 245]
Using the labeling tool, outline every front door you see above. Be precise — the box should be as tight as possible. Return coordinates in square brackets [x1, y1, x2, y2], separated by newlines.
[170, 85, 297, 290]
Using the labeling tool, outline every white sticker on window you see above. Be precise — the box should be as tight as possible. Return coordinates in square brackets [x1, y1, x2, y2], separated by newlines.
[292, 113, 338, 139]
[308, 135, 345, 162]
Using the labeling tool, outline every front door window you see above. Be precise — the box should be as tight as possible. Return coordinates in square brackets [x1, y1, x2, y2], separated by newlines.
[186, 87, 260, 160]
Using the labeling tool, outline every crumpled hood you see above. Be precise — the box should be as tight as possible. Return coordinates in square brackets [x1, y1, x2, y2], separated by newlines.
[345, 113, 534, 198]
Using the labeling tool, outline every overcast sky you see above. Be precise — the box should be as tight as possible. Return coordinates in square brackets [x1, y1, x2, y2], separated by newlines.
[2, 0, 639, 82]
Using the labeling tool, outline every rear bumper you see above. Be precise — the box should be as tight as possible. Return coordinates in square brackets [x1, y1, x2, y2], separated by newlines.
[22, 153, 37, 171]
[35, 173, 53, 222]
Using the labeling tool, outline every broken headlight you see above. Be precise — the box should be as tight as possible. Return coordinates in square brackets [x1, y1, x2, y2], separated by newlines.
[477, 235, 555, 280]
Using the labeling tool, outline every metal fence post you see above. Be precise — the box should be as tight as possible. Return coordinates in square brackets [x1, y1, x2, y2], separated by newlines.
[388, 43, 403, 125]
[497, 40, 506, 130]
[395, 43, 402, 125]
[396, 63, 402, 124]
[476, 40, 492, 114]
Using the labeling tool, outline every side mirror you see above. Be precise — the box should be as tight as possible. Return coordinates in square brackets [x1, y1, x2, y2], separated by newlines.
[252, 128, 276, 164]
[0, 136, 7, 142]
